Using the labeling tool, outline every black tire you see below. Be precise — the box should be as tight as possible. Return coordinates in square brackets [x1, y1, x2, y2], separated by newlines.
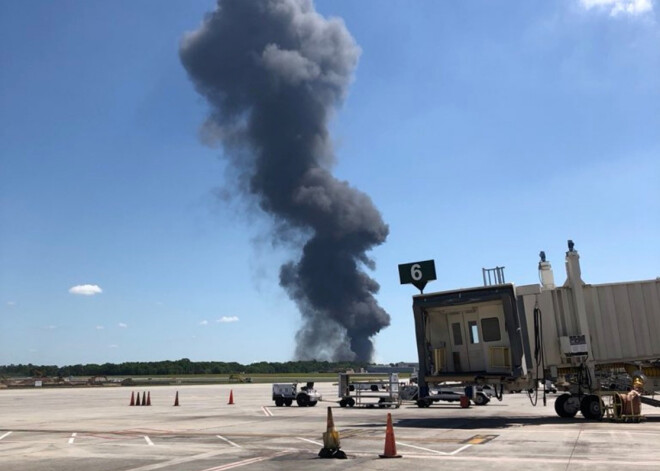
[473, 393, 489, 406]
[416, 398, 432, 408]
[347, 397, 355, 407]
[296, 393, 309, 407]
[274, 398, 284, 407]
[284, 399, 292, 407]
[309, 400, 317, 407]
[339, 399, 347, 408]
[580, 394, 604, 420]
[555, 393, 579, 418]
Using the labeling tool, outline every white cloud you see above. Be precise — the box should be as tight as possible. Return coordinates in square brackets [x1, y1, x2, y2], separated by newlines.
[118, 322, 127, 328]
[69, 284, 103, 296]
[7, 301, 16, 306]
[217, 316, 239, 323]
[109, 344, 118, 348]
[579, 0, 653, 16]
[43, 325, 57, 330]
[199, 320, 209, 325]
[96, 325, 104, 330]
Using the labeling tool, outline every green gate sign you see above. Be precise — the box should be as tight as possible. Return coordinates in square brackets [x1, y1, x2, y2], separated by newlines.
[398, 260, 436, 293]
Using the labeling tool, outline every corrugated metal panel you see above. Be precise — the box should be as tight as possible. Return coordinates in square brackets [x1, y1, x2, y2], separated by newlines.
[584, 280, 660, 362]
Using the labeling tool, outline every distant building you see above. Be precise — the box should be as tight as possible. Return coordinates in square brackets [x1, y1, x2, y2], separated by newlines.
[367, 363, 418, 374]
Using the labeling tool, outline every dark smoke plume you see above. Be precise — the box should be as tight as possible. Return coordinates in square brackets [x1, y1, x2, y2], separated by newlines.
[180, 0, 389, 361]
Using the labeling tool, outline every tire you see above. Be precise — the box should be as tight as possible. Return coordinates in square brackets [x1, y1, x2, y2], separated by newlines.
[347, 397, 355, 407]
[284, 399, 292, 407]
[416, 398, 432, 408]
[296, 393, 309, 407]
[554, 393, 579, 418]
[580, 394, 604, 420]
[274, 398, 284, 407]
[309, 401, 317, 407]
[339, 399, 347, 407]
[473, 393, 489, 406]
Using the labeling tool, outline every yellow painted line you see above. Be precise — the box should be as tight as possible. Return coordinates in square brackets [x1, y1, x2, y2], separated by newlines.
[463, 434, 498, 445]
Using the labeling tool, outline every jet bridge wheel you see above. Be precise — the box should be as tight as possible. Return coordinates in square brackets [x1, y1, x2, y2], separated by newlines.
[473, 393, 489, 406]
[554, 393, 580, 418]
[580, 394, 604, 420]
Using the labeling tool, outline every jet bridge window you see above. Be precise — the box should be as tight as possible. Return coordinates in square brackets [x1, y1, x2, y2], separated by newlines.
[468, 321, 480, 344]
[481, 317, 501, 342]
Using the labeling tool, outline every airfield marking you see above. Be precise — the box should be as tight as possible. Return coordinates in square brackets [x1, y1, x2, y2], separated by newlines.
[296, 437, 322, 446]
[124, 450, 227, 471]
[144, 435, 154, 446]
[0, 431, 12, 440]
[261, 406, 273, 417]
[216, 435, 241, 448]
[199, 450, 294, 471]
[396, 441, 472, 456]
[67, 433, 77, 444]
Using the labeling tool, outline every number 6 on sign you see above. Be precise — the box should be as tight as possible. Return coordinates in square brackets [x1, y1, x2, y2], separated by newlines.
[398, 260, 436, 293]
[410, 264, 422, 281]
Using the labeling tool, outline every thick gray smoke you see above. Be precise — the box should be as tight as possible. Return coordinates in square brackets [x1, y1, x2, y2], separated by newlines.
[180, 0, 390, 361]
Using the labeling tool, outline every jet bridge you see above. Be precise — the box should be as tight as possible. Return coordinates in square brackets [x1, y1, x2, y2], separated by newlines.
[411, 241, 660, 420]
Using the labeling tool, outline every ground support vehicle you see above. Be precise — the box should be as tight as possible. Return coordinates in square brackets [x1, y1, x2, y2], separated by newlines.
[271, 382, 321, 407]
[337, 373, 401, 408]
[410, 241, 660, 420]
[401, 383, 492, 407]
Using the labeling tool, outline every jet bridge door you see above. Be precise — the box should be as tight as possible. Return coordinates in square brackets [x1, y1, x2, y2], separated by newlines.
[448, 310, 486, 372]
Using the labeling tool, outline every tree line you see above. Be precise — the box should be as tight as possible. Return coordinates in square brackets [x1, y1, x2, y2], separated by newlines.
[0, 359, 371, 378]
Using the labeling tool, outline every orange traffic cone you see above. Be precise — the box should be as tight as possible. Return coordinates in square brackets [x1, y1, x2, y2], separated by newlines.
[228, 390, 235, 405]
[130, 391, 135, 406]
[135, 391, 141, 406]
[318, 407, 346, 459]
[146, 391, 151, 406]
[379, 413, 402, 458]
[174, 391, 179, 406]
[141, 391, 147, 406]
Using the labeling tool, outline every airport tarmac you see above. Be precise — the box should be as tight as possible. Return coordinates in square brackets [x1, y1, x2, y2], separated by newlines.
[1, 382, 660, 470]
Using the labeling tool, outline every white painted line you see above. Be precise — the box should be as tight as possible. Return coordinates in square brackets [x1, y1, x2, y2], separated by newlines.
[447, 444, 472, 455]
[216, 435, 241, 448]
[261, 406, 273, 417]
[68, 433, 77, 444]
[296, 436, 323, 446]
[144, 435, 154, 446]
[124, 451, 225, 471]
[200, 450, 292, 471]
[0, 431, 13, 441]
[396, 441, 472, 456]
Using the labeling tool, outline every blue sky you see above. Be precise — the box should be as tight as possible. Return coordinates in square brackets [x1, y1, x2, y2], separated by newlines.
[1, 0, 658, 366]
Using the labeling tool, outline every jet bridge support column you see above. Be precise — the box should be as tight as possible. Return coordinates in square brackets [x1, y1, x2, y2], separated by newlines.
[564, 242, 597, 389]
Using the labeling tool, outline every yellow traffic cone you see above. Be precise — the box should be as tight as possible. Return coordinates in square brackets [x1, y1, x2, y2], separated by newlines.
[318, 407, 346, 459]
